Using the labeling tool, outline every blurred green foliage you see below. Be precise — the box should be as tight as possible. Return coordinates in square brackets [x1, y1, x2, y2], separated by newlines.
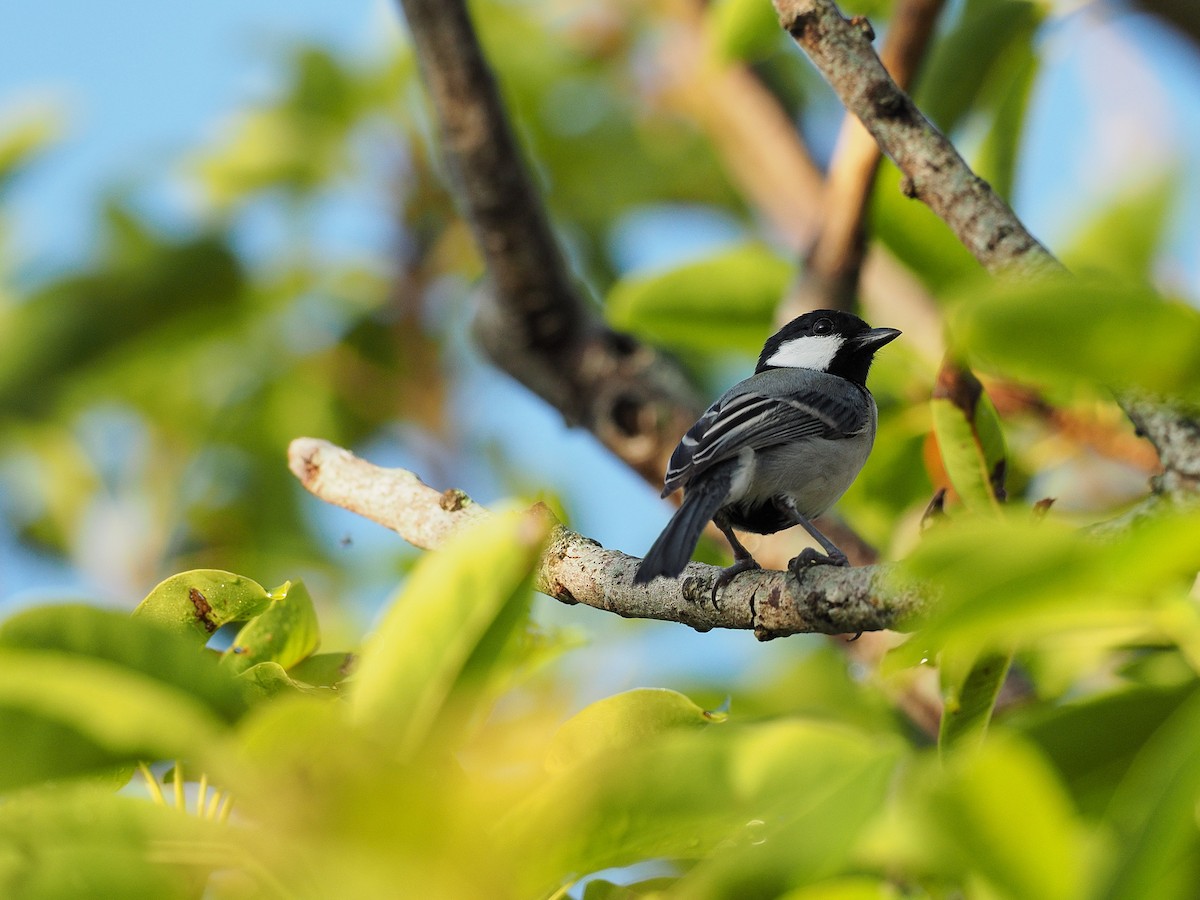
[2, 0, 1200, 896]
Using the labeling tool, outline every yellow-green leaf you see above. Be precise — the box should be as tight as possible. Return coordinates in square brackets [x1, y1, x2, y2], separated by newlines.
[221, 579, 320, 675]
[133, 569, 271, 641]
[350, 507, 549, 756]
[606, 243, 789, 355]
[930, 361, 1007, 511]
[546, 687, 724, 773]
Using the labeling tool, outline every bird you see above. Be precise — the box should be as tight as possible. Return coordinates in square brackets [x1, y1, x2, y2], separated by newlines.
[632, 309, 900, 601]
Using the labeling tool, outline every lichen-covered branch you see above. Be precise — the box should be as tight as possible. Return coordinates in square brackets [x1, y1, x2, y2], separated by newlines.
[289, 438, 928, 639]
[773, 0, 1057, 278]
[396, 0, 701, 485]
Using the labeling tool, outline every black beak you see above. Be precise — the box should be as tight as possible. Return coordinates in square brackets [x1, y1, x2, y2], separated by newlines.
[853, 327, 901, 351]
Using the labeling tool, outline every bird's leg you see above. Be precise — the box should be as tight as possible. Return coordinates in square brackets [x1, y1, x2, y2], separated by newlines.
[710, 513, 760, 608]
[774, 497, 850, 578]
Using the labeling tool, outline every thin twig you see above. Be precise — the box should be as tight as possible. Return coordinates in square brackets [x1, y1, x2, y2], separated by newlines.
[289, 438, 928, 639]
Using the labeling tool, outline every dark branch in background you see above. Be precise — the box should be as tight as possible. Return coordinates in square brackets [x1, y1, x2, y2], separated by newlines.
[774, 0, 1057, 278]
[396, 0, 701, 484]
[289, 438, 928, 638]
[785, 0, 946, 316]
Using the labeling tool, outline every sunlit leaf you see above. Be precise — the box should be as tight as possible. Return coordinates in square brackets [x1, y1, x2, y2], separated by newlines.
[0, 604, 247, 723]
[948, 274, 1200, 400]
[0, 649, 227, 791]
[929, 361, 1006, 511]
[505, 720, 903, 897]
[0, 107, 62, 193]
[350, 507, 549, 756]
[546, 687, 724, 773]
[1101, 685, 1200, 899]
[924, 735, 1086, 900]
[133, 569, 272, 641]
[1061, 178, 1176, 280]
[895, 509, 1200, 664]
[917, 0, 1043, 133]
[221, 579, 320, 675]
[0, 786, 230, 898]
[938, 646, 1013, 753]
[606, 243, 790, 355]
[708, 0, 783, 63]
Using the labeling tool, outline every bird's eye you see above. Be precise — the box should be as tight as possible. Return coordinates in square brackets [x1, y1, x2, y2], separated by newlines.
[813, 318, 833, 335]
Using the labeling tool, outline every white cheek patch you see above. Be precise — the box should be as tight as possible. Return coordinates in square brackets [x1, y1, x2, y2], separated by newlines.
[765, 334, 842, 370]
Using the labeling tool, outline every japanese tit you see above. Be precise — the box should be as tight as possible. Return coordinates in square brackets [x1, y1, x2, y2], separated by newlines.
[633, 309, 900, 598]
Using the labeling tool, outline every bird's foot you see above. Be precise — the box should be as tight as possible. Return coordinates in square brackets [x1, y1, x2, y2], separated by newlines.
[788, 547, 849, 580]
[710, 558, 761, 609]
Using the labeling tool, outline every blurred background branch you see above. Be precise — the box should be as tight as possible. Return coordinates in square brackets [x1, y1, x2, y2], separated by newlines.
[398, 0, 703, 487]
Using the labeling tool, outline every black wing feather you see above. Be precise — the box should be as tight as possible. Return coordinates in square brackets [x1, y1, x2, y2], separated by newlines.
[662, 372, 868, 495]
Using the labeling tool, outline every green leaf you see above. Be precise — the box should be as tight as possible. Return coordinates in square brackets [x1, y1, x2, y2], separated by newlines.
[221, 579, 320, 675]
[1100, 685, 1200, 899]
[930, 361, 1007, 511]
[545, 688, 724, 773]
[505, 720, 903, 897]
[0, 786, 229, 898]
[606, 243, 790, 355]
[235, 661, 322, 699]
[1015, 682, 1195, 816]
[895, 508, 1200, 666]
[0, 604, 248, 723]
[0, 108, 62, 194]
[973, 35, 1039, 201]
[777, 878, 900, 900]
[917, 0, 1043, 134]
[925, 735, 1086, 900]
[948, 274, 1200, 401]
[0, 649, 227, 791]
[132, 569, 272, 641]
[0, 221, 244, 418]
[349, 507, 549, 756]
[707, 0, 783, 63]
[1061, 178, 1176, 280]
[287, 651, 356, 688]
[938, 646, 1014, 753]
[870, 163, 982, 292]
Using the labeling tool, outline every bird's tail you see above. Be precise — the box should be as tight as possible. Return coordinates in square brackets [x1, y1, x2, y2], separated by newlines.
[633, 464, 733, 584]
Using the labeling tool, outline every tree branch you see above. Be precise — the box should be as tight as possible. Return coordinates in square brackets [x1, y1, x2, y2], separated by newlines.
[396, 0, 701, 485]
[787, 0, 946, 314]
[288, 437, 928, 639]
[773, 0, 1058, 278]
[773, 0, 1200, 504]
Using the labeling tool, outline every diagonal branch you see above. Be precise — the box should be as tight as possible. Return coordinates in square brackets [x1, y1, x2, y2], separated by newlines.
[288, 437, 928, 639]
[773, 0, 1200, 502]
[397, 0, 701, 485]
[773, 0, 1058, 278]
[787, 0, 946, 314]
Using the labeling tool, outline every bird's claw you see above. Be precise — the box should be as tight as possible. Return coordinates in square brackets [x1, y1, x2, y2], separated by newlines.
[710, 558, 761, 609]
[788, 548, 850, 580]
